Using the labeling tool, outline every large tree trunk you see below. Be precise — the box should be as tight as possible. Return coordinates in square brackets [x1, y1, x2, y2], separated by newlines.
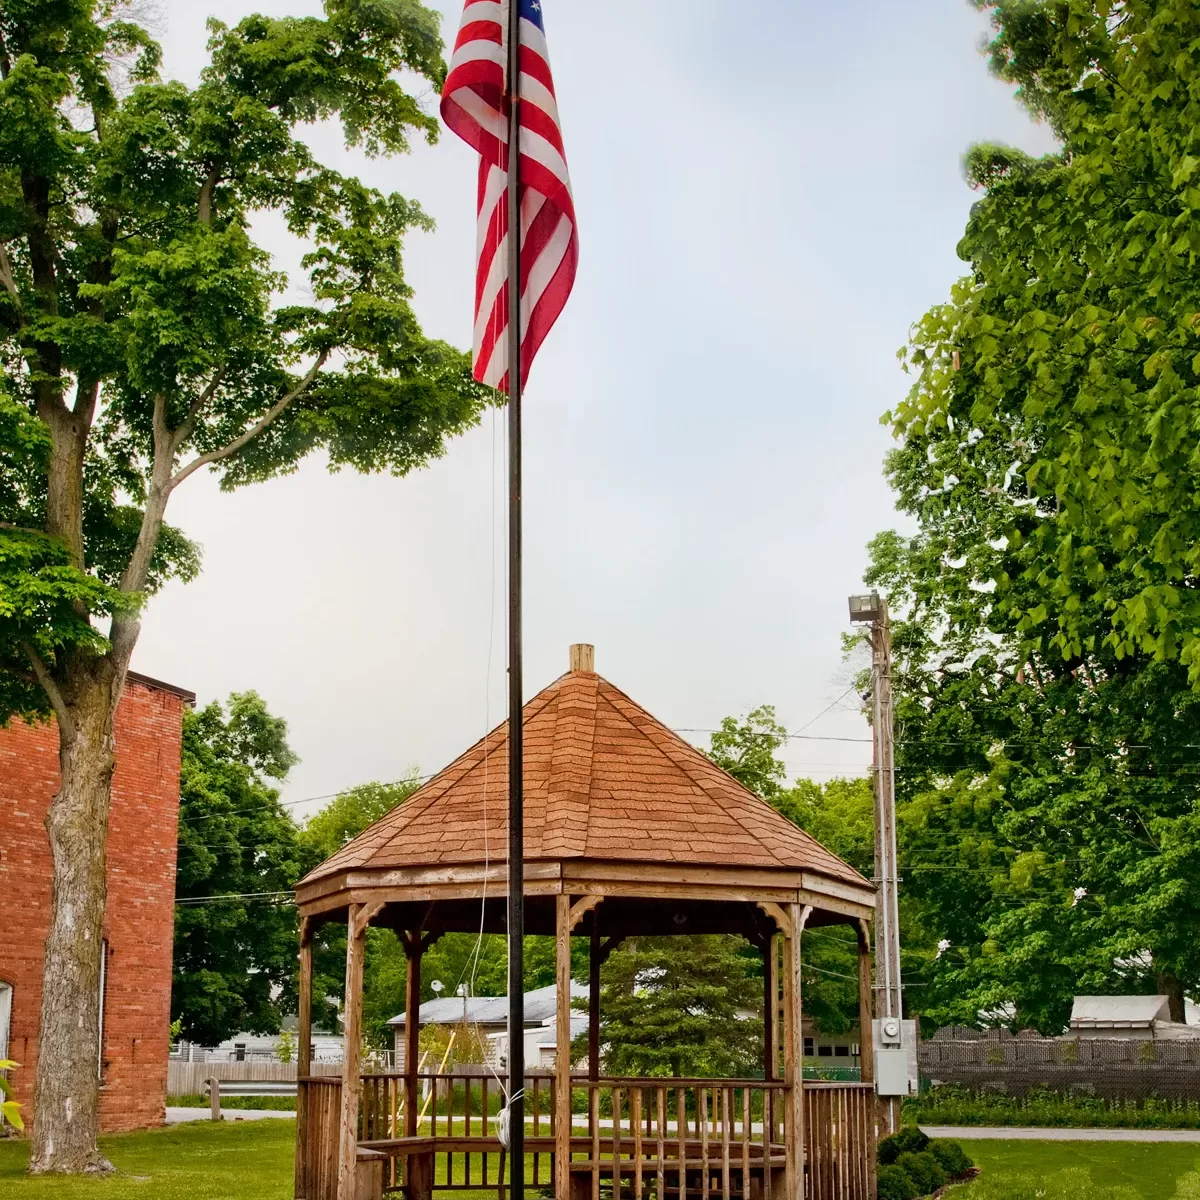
[28, 662, 122, 1175]
[1155, 969, 1186, 1025]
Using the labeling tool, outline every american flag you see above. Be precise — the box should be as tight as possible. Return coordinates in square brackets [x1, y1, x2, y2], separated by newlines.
[440, 0, 578, 393]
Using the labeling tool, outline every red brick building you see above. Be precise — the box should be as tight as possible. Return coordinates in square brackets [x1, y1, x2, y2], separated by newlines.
[0, 672, 192, 1132]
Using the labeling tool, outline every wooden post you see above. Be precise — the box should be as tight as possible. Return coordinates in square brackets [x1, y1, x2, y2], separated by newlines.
[555, 893, 572, 1200]
[295, 919, 313, 1199]
[588, 915, 600, 1082]
[337, 903, 367, 1200]
[405, 932, 423, 1136]
[858, 919, 878, 1200]
[763, 933, 777, 1081]
[207, 1077, 220, 1122]
[786, 905, 810, 1200]
[781, 931, 794, 1199]
[856, 921, 874, 1087]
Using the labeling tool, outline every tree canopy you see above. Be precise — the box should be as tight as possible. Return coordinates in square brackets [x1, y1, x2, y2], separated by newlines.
[876, 0, 1200, 1031]
[707, 708, 875, 1038]
[893, 0, 1200, 682]
[0, 0, 487, 1167]
[173, 691, 303, 1045]
[0, 0, 489, 726]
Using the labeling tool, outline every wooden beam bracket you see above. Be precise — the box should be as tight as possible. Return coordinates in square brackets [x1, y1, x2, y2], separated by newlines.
[569, 893, 602, 931]
[595, 934, 625, 967]
[756, 900, 792, 940]
[353, 898, 386, 940]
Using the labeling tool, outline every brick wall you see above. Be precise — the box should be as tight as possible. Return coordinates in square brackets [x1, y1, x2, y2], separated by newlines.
[0, 675, 189, 1132]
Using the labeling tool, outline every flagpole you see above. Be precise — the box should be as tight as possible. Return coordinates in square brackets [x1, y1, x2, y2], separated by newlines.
[504, 0, 525, 1196]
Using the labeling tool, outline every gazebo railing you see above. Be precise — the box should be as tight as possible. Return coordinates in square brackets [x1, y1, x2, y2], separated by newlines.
[298, 1073, 875, 1200]
[568, 1077, 790, 1200]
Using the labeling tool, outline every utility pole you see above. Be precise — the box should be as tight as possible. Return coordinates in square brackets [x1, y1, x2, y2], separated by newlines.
[849, 591, 904, 1130]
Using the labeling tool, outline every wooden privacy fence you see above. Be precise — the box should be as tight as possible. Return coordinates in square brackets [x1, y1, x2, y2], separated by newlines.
[298, 1074, 876, 1200]
[169, 1058, 339, 1095]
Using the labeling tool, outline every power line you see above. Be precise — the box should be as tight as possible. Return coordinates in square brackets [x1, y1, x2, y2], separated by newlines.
[176, 771, 435, 827]
[175, 889, 296, 906]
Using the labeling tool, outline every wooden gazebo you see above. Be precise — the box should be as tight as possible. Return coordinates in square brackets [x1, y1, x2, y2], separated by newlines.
[294, 646, 878, 1200]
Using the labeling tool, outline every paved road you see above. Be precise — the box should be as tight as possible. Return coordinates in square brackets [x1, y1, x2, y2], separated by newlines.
[923, 1125, 1200, 1143]
[166, 1107, 296, 1124]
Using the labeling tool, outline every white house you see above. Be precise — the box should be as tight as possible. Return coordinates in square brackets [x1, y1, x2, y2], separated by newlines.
[388, 982, 587, 1070]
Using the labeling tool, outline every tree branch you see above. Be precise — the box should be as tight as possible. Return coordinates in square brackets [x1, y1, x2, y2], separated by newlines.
[73, 377, 100, 426]
[21, 641, 74, 739]
[0, 521, 45, 535]
[171, 352, 329, 490]
[0, 241, 23, 322]
[109, 393, 178, 670]
[198, 165, 221, 226]
[115, 394, 173, 597]
[171, 367, 226, 452]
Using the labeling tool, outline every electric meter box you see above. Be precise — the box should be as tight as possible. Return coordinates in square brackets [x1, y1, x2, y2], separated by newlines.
[872, 1018, 918, 1097]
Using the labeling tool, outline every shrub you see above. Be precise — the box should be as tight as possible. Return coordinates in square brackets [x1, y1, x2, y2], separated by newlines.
[927, 1137, 973, 1176]
[905, 1084, 1200, 1130]
[896, 1150, 946, 1195]
[878, 1125, 930, 1165]
[876, 1162, 920, 1200]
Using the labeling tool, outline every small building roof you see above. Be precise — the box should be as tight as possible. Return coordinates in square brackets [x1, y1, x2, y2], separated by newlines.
[1070, 995, 1170, 1029]
[389, 981, 586, 1028]
[301, 657, 866, 891]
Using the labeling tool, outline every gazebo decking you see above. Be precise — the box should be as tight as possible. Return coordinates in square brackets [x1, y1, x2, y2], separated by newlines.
[294, 647, 878, 1200]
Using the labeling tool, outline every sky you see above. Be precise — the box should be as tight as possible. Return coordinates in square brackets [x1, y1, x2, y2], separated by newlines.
[131, 0, 1057, 816]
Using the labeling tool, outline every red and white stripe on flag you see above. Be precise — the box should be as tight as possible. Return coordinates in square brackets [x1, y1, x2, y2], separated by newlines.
[440, 0, 578, 394]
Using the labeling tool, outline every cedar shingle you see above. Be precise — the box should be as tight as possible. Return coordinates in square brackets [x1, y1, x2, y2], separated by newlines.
[300, 667, 866, 888]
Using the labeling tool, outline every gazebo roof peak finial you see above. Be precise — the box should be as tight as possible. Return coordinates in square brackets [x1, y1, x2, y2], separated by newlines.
[569, 643, 594, 673]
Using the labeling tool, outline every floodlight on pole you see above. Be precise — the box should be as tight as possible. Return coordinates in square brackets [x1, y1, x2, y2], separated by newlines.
[848, 592, 883, 624]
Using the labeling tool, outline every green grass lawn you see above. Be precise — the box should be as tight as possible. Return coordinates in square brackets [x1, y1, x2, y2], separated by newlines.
[953, 1139, 1200, 1199]
[168, 1092, 297, 1111]
[0, 1119, 296, 1199]
[4, 1121, 1200, 1199]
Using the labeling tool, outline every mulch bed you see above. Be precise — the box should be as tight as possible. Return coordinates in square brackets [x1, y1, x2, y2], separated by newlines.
[931, 1165, 983, 1196]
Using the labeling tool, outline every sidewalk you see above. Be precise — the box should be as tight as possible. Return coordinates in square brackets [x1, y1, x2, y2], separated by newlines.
[166, 1107, 296, 1125]
[923, 1124, 1200, 1143]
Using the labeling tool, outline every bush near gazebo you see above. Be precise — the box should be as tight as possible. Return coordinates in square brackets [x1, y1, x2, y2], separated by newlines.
[877, 1127, 974, 1199]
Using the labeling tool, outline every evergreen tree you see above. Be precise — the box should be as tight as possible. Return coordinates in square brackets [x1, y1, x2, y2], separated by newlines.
[593, 936, 762, 1078]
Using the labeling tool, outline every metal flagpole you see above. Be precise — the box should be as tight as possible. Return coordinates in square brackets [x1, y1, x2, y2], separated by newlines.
[504, 0, 525, 1196]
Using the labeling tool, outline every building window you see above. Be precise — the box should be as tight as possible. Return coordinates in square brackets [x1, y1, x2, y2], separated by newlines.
[97, 941, 109, 1081]
[0, 981, 11, 1061]
[834, 1045, 850, 1058]
[818, 1044, 834, 1058]
[803, 1037, 814, 1056]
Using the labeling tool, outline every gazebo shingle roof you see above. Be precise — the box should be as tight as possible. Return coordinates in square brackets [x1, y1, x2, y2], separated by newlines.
[301, 665, 866, 889]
